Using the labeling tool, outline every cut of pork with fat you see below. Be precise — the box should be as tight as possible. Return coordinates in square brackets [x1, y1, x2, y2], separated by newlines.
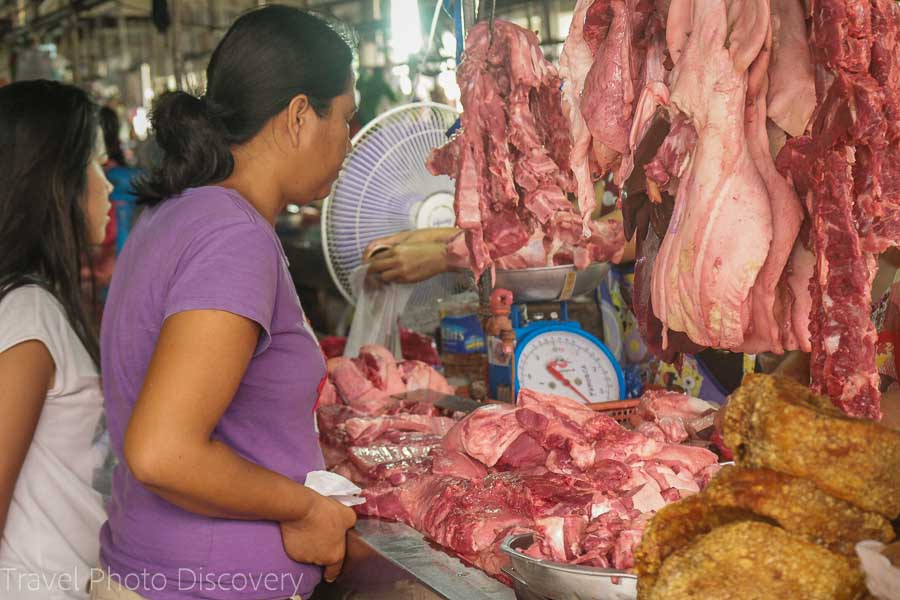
[560, 0, 603, 227]
[344, 414, 456, 445]
[359, 344, 407, 396]
[399, 360, 454, 395]
[766, 0, 817, 136]
[652, 0, 773, 350]
[580, 0, 636, 172]
[735, 81, 804, 355]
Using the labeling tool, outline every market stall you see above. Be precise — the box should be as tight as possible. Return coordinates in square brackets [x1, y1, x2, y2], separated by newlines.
[313, 0, 900, 596]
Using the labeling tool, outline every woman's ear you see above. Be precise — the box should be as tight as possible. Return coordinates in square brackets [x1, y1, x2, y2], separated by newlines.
[286, 94, 311, 147]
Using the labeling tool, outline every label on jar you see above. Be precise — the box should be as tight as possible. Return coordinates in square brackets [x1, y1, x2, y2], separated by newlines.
[441, 314, 486, 354]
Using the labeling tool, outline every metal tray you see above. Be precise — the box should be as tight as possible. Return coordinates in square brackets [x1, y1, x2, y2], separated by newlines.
[500, 533, 637, 600]
[480, 263, 610, 304]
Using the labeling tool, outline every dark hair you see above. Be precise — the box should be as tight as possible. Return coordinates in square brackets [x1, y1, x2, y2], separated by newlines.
[137, 5, 355, 205]
[99, 106, 128, 167]
[0, 80, 101, 367]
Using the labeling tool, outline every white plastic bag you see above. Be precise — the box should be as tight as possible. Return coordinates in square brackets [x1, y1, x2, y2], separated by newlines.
[857, 541, 900, 600]
[344, 265, 415, 358]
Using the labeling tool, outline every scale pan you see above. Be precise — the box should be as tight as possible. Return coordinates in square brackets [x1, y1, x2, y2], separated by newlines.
[480, 263, 611, 304]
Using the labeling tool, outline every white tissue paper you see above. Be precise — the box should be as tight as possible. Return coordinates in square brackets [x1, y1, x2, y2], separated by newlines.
[857, 541, 900, 600]
[304, 470, 366, 507]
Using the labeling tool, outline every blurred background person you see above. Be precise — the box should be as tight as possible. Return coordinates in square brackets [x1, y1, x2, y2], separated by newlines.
[357, 66, 397, 125]
[99, 106, 142, 256]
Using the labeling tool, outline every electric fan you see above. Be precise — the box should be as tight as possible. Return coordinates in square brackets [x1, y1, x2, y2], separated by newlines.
[322, 102, 471, 308]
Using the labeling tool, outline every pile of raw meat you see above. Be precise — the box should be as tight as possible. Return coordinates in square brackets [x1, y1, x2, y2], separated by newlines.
[563, 0, 897, 418]
[319, 329, 441, 366]
[428, 20, 626, 278]
[318, 344, 458, 484]
[318, 377, 721, 580]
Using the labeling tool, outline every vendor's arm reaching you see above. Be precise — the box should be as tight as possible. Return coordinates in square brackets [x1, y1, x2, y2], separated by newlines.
[364, 227, 461, 283]
[363, 227, 461, 258]
[365, 210, 636, 284]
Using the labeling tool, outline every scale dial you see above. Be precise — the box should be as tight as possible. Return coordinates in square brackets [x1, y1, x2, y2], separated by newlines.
[516, 329, 623, 403]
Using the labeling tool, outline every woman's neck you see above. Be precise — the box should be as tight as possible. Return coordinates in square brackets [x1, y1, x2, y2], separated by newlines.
[219, 152, 285, 226]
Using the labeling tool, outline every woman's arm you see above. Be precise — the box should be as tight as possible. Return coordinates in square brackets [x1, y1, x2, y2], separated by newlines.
[366, 241, 454, 283]
[0, 341, 54, 539]
[124, 309, 330, 521]
[363, 228, 460, 260]
[125, 309, 356, 579]
[364, 211, 638, 284]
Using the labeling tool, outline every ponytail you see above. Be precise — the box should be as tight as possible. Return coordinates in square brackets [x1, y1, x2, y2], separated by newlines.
[135, 91, 234, 205]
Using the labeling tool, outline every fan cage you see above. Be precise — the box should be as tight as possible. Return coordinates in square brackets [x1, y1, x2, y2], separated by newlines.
[322, 102, 465, 306]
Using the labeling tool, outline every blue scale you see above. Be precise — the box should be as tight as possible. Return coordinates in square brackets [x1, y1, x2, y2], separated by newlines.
[487, 301, 625, 404]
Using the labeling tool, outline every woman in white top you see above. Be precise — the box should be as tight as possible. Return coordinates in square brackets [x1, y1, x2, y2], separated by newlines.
[0, 80, 114, 599]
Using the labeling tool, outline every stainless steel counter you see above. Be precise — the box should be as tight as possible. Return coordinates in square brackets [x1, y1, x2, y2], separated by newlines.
[311, 518, 516, 600]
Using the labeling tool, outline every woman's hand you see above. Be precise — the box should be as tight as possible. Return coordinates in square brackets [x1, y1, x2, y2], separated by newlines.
[366, 241, 451, 283]
[280, 494, 357, 582]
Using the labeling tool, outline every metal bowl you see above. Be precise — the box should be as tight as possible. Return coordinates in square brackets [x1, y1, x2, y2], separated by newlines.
[480, 263, 611, 304]
[500, 533, 637, 600]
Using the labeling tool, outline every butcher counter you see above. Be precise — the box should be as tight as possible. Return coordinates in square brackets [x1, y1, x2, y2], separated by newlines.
[310, 518, 516, 600]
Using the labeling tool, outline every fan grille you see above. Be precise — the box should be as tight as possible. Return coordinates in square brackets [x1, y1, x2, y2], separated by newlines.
[323, 102, 465, 305]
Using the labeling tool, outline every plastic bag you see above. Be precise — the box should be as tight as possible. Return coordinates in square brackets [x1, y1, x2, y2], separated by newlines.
[857, 541, 900, 600]
[344, 265, 415, 358]
[304, 470, 365, 507]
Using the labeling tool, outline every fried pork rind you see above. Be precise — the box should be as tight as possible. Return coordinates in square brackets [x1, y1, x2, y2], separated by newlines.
[633, 494, 763, 597]
[635, 466, 894, 596]
[704, 466, 896, 555]
[725, 374, 900, 518]
[644, 521, 867, 600]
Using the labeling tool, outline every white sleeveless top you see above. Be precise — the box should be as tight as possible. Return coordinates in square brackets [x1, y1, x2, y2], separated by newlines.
[0, 286, 107, 599]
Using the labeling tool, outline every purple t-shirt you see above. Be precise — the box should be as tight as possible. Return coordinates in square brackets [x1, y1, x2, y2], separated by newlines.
[99, 186, 326, 599]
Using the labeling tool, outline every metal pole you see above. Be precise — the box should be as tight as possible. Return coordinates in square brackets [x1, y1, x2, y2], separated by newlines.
[205, 0, 218, 54]
[169, 0, 184, 90]
[541, 0, 553, 42]
[408, 0, 445, 100]
[117, 5, 130, 67]
[461, 0, 477, 37]
[69, 16, 80, 84]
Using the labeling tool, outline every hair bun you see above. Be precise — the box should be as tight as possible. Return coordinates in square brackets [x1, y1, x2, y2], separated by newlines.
[137, 90, 234, 203]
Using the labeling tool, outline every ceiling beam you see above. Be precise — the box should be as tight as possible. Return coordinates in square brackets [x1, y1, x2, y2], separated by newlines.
[4, 0, 115, 41]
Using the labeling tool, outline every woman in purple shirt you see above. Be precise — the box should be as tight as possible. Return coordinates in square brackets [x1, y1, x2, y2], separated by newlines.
[94, 6, 357, 600]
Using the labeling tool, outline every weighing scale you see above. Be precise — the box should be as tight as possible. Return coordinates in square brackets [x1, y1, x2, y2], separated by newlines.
[481, 264, 626, 404]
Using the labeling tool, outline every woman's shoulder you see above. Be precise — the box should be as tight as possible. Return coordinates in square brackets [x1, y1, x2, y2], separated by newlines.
[0, 284, 63, 316]
[145, 186, 271, 245]
[169, 185, 267, 226]
[0, 285, 68, 349]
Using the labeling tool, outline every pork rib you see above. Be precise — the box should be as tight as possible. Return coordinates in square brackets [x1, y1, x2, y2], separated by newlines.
[429, 20, 625, 276]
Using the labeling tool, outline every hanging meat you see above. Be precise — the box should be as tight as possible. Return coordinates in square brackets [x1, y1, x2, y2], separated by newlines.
[776, 0, 899, 419]
[562, 0, 898, 418]
[427, 20, 625, 278]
